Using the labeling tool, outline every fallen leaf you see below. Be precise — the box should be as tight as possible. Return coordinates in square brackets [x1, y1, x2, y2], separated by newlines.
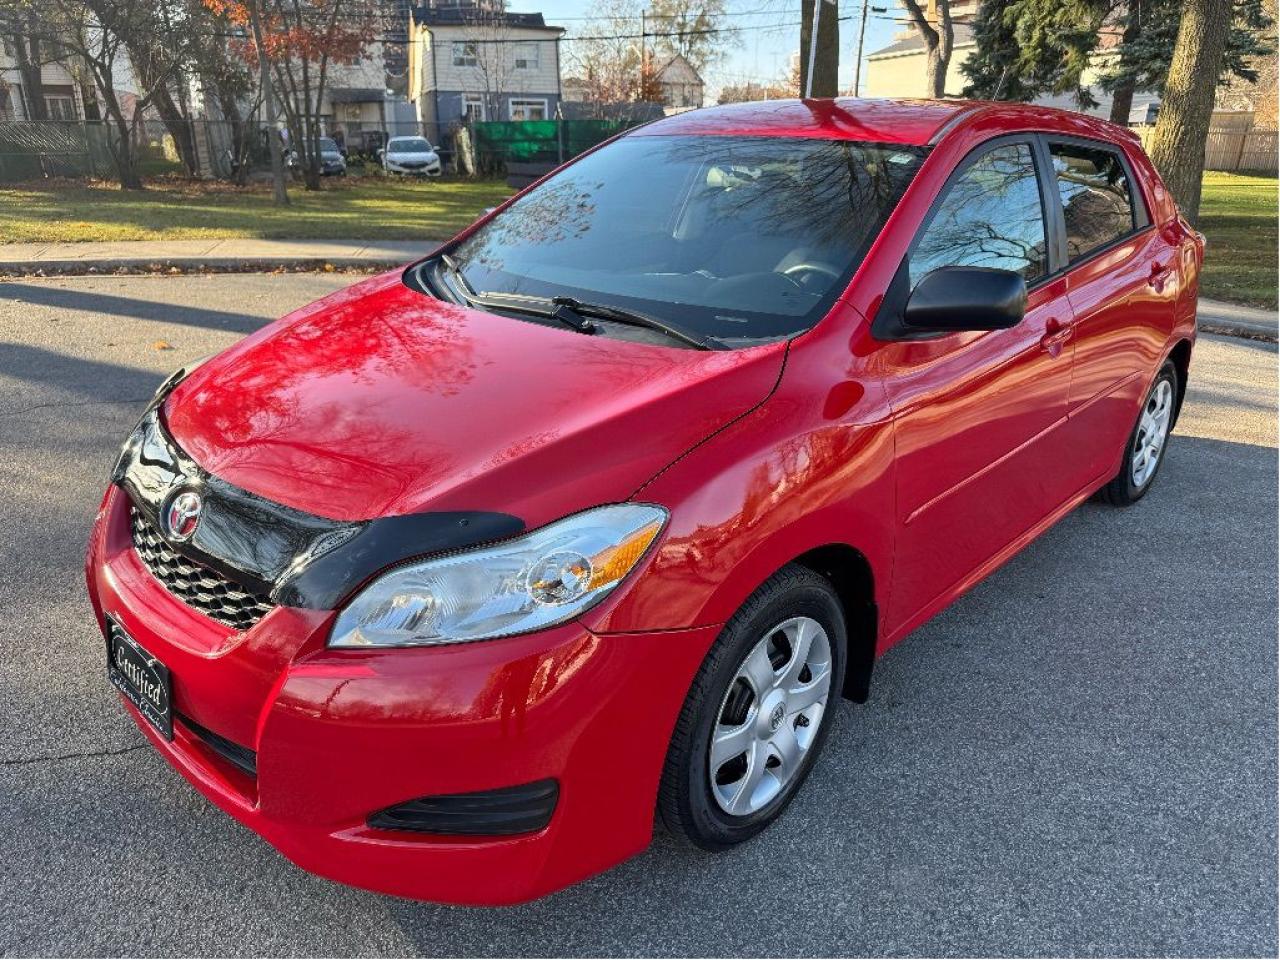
[153, 340, 174, 351]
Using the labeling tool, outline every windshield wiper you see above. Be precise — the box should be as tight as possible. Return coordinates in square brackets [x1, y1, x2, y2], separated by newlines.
[433, 257, 595, 335]
[430, 257, 718, 348]
[550, 296, 722, 351]
[436, 253, 476, 304]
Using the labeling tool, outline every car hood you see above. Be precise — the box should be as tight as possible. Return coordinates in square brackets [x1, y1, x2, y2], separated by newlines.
[164, 271, 786, 524]
[389, 151, 436, 160]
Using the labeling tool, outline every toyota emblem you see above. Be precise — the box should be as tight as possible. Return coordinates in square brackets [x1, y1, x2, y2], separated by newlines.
[163, 489, 203, 542]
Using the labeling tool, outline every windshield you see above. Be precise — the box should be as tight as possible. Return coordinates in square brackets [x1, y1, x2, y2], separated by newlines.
[391, 138, 431, 152]
[444, 135, 923, 346]
[319, 138, 339, 152]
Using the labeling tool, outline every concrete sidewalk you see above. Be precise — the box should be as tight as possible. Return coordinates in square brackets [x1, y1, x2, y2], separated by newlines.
[1195, 296, 1278, 340]
[0, 238, 439, 274]
[0, 236, 1273, 340]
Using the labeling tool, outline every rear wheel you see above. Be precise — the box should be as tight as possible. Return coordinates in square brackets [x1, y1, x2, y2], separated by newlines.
[658, 565, 846, 849]
[1099, 361, 1178, 506]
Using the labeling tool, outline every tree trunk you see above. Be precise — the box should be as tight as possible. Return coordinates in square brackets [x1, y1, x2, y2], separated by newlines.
[109, 112, 143, 189]
[153, 85, 199, 175]
[1108, 4, 1143, 125]
[127, 46, 198, 175]
[249, 4, 289, 205]
[904, 0, 953, 98]
[1108, 77, 1136, 125]
[93, 75, 144, 189]
[799, 0, 840, 97]
[1145, 0, 1233, 222]
[13, 31, 47, 121]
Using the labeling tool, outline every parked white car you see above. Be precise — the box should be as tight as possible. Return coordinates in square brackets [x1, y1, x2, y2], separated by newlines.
[381, 137, 443, 177]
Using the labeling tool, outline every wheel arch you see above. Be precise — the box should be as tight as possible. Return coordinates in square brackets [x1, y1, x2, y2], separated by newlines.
[789, 544, 879, 705]
[1165, 337, 1193, 428]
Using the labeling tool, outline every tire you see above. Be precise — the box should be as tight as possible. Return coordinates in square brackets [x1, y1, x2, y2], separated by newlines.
[657, 564, 847, 850]
[1099, 360, 1179, 506]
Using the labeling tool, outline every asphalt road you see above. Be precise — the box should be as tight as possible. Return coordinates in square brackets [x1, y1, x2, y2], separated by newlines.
[1, 274, 1275, 958]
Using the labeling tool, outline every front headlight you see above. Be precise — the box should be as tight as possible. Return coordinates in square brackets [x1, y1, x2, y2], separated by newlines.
[328, 503, 667, 648]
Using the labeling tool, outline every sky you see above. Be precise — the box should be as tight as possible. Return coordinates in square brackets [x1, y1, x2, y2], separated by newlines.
[530, 0, 908, 100]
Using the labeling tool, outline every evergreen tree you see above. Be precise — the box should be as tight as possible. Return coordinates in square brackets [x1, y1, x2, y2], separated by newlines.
[961, 0, 1272, 116]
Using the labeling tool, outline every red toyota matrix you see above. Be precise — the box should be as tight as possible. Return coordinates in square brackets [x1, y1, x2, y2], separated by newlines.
[86, 99, 1201, 904]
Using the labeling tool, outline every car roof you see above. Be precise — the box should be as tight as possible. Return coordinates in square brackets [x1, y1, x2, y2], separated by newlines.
[634, 98, 1138, 148]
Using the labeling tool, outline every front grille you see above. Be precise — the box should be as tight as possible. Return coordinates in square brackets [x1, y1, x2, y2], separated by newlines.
[130, 508, 275, 631]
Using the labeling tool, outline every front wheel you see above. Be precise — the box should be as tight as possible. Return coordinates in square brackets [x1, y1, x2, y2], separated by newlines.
[1099, 360, 1178, 506]
[658, 564, 846, 849]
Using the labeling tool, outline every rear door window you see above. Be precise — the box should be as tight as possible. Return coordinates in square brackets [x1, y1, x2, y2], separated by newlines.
[1048, 143, 1138, 262]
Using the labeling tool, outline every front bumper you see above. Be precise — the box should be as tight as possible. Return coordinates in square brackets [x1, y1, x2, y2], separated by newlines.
[86, 484, 717, 904]
[386, 160, 441, 176]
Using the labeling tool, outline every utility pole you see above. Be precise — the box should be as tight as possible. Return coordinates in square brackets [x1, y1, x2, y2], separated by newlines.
[852, 2, 886, 97]
[640, 8, 647, 96]
[800, 0, 839, 97]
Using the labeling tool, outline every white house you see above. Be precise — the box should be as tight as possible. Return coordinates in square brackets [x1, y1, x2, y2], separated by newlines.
[864, 0, 1161, 120]
[655, 54, 704, 112]
[0, 41, 88, 120]
[407, 0, 564, 131]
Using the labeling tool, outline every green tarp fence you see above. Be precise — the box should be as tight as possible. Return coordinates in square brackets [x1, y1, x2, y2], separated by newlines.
[471, 119, 641, 167]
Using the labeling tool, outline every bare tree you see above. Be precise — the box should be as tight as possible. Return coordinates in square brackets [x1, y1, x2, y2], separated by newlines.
[565, 0, 638, 106]
[900, 0, 953, 97]
[12, 0, 190, 188]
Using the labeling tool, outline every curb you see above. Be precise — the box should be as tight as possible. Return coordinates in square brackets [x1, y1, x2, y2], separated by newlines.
[1198, 318, 1278, 343]
[0, 256, 407, 278]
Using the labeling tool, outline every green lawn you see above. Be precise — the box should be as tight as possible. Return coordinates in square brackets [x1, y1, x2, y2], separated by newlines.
[1198, 171, 1278, 309]
[0, 176, 514, 244]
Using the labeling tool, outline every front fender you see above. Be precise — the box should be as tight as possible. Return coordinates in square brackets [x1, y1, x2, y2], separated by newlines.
[580, 390, 897, 638]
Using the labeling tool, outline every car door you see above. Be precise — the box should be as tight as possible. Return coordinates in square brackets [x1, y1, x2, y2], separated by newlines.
[1042, 137, 1178, 486]
[872, 137, 1080, 636]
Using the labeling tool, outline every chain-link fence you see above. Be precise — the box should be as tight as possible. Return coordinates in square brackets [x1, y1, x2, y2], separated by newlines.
[0, 116, 650, 183]
[0, 121, 117, 180]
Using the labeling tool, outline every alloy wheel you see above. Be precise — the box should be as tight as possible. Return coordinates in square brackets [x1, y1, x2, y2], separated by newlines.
[708, 616, 833, 817]
[1132, 379, 1174, 488]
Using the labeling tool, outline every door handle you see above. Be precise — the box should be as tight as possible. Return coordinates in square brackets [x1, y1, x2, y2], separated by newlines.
[1040, 317, 1072, 357]
[1148, 261, 1171, 291]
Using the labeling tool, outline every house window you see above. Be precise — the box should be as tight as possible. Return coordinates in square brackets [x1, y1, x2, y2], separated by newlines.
[462, 94, 486, 121]
[508, 98, 547, 121]
[44, 95, 76, 121]
[513, 42, 539, 70]
[452, 41, 478, 67]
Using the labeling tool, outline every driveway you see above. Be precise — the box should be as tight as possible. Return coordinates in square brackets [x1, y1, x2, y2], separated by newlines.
[1, 274, 1275, 957]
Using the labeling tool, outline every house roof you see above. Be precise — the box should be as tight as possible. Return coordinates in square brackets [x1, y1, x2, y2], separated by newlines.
[411, 6, 564, 32]
[868, 22, 974, 59]
[654, 53, 704, 86]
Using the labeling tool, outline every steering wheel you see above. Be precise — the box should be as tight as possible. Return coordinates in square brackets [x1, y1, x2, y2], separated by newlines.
[781, 261, 843, 286]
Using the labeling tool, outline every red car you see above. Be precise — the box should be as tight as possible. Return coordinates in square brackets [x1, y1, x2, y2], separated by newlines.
[86, 99, 1201, 905]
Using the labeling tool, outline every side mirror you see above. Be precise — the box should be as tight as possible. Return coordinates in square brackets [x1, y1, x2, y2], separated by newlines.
[903, 266, 1027, 333]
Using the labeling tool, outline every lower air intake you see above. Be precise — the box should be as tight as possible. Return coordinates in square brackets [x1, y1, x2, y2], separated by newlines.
[368, 779, 559, 836]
